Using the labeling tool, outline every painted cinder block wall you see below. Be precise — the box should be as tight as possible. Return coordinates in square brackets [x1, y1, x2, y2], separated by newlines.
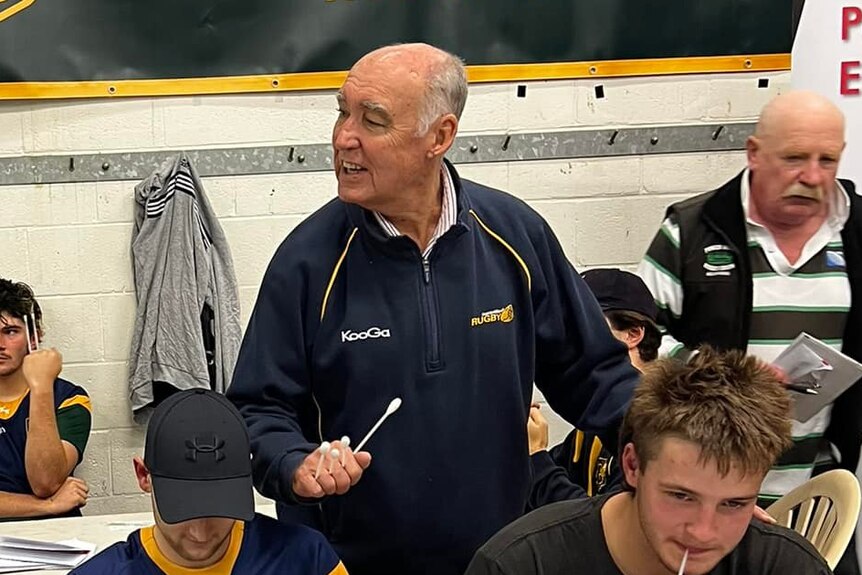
[0, 70, 788, 514]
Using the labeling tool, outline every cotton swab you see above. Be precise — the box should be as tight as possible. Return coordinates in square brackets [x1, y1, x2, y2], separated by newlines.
[29, 313, 38, 351]
[677, 548, 689, 575]
[328, 449, 340, 474]
[23, 315, 32, 354]
[355, 398, 403, 452]
[340, 436, 350, 465]
[313, 441, 331, 480]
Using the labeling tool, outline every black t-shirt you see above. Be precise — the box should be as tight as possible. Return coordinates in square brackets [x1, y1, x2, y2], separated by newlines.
[466, 493, 832, 575]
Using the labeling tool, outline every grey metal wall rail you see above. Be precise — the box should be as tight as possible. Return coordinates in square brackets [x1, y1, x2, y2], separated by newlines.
[0, 122, 753, 186]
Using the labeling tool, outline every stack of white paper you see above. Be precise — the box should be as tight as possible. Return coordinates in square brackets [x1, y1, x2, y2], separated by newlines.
[0, 537, 95, 573]
[772, 332, 862, 422]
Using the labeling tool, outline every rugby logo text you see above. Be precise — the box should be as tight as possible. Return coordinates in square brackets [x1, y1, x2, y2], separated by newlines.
[471, 304, 514, 327]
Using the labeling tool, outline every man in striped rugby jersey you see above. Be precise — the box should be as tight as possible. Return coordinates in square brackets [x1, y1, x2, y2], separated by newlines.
[638, 91, 861, 573]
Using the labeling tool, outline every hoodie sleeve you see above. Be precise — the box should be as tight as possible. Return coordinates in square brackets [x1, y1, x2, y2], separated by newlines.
[226, 242, 319, 505]
[530, 221, 639, 456]
[527, 449, 587, 511]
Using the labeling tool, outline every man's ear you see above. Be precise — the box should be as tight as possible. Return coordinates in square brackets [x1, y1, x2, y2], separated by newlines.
[746, 135, 760, 170]
[625, 326, 645, 350]
[428, 113, 458, 158]
[621, 443, 641, 489]
[133, 457, 152, 494]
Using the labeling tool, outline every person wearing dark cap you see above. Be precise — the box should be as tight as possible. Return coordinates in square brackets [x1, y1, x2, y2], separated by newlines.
[70, 389, 347, 575]
[527, 269, 658, 510]
[580, 268, 661, 371]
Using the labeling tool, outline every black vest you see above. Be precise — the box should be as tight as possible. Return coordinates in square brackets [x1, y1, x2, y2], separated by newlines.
[669, 172, 862, 470]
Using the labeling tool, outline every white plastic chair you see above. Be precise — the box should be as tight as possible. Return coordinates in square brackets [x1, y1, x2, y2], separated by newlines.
[765, 469, 861, 569]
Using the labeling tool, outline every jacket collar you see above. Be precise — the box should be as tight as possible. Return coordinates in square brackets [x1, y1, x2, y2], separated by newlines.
[342, 159, 470, 259]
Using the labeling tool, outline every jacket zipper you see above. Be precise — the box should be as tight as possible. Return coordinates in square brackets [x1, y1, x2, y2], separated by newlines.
[421, 257, 442, 371]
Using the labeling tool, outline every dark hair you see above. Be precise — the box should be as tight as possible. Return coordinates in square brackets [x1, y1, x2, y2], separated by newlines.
[620, 347, 792, 490]
[605, 310, 660, 363]
[0, 279, 43, 336]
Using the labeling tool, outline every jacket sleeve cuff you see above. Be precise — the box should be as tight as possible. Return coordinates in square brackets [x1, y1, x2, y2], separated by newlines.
[279, 446, 322, 505]
[530, 450, 558, 481]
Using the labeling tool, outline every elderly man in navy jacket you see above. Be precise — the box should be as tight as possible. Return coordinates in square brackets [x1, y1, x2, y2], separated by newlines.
[227, 42, 638, 575]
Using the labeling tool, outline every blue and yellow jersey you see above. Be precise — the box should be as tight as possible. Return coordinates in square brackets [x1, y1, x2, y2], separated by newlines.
[528, 428, 621, 511]
[70, 514, 348, 575]
[0, 377, 91, 496]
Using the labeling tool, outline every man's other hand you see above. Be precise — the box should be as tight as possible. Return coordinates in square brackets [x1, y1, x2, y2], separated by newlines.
[22, 348, 62, 393]
[292, 439, 372, 498]
[528, 405, 549, 455]
[753, 505, 777, 524]
[762, 362, 789, 386]
[47, 477, 88, 514]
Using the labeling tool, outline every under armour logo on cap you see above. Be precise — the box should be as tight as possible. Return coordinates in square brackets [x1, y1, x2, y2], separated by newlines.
[144, 389, 255, 524]
[185, 435, 226, 462]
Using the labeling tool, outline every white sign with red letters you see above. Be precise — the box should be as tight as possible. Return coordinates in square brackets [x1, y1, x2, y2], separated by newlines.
[792, 1, 862, 187]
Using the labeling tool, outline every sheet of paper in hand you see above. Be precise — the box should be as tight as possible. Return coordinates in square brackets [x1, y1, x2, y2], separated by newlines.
[772, 333, 862, 423]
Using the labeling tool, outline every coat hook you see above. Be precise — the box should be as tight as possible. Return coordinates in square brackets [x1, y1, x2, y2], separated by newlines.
[502, 135, 511, 151]
[608, 130, 619, 145]
[711, 125, 724, 141]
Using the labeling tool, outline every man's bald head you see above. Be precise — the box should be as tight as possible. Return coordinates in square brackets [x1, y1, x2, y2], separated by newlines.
[352, 43, 467, 135]
[745, 91, 846, 230]
[755, 91, 845, 142]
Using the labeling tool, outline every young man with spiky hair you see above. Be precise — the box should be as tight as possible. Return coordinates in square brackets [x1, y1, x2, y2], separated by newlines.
[0, 278, 91, 520]
[468, 348, 832, 575]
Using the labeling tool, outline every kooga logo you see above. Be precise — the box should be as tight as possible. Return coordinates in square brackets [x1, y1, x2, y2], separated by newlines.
[341, 326, 391, 343]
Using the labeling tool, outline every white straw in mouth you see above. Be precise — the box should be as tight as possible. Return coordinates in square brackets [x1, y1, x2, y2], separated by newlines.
[677, 548, 689, 575]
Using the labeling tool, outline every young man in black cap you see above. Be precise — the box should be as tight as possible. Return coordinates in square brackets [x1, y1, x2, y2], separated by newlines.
[71, 389, 347, 575]
[527, 269, 659, 509]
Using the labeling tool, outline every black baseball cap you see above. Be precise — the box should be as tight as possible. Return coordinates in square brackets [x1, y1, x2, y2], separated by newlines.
[581, 268, 659, 322]
[144, 389, 255, 524]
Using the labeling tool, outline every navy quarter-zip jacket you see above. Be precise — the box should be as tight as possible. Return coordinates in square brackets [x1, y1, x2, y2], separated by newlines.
[227, 163, 638, 575]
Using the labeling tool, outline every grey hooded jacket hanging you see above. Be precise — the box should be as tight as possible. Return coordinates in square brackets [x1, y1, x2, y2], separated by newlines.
[129, 152, 241, 421]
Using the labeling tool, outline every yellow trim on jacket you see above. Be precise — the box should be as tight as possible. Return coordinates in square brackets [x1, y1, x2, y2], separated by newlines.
[321, 228, 359, 322]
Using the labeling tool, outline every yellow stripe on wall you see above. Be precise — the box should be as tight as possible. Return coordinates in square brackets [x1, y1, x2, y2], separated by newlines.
[0, 54, 790, 101]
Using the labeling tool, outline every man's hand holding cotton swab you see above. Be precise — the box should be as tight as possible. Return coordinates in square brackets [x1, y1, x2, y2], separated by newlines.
[291, 398, 402, 499]
[293, 436, 369, 498]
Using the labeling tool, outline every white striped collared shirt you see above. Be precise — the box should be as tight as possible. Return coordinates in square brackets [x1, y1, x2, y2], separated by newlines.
[373, 165, 457, 259]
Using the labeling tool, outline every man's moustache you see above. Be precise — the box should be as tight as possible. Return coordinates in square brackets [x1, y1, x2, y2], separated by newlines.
[782, 184, 824, 201]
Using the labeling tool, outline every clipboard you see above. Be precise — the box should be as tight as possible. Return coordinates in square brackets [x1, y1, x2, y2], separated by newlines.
[772, 333, 862, 423]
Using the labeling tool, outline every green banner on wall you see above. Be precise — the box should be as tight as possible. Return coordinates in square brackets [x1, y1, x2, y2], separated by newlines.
[0, 0, 792, 99]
